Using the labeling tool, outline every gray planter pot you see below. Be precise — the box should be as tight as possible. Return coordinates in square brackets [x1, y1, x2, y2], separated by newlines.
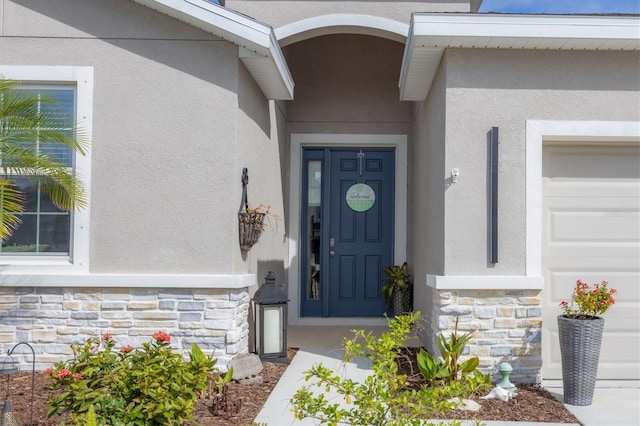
[392, 286, 412, 316]
[557, 315, 604, 406]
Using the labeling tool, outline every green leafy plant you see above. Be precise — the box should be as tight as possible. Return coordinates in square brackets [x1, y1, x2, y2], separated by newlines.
[560, 279, 617, 319]
[291, 312, 466, 426]
[381, 263, 411, 303]
[417, 317, 490, 392]
[437, 316, 476, 382]
[381, 262, 412, 315]
[464, 369, 492, 392]
[46, 331, 217, 426]
[66, 405, 101, 426]
[212, 366, 234, 395]
[416, 348, 448, 384]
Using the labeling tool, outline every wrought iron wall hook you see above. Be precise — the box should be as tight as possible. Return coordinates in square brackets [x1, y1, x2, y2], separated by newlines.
[241, 167, 249, 185]
[239, 168, 249, 212]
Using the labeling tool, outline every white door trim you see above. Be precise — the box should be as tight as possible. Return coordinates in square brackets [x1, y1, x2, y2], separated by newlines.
[288, 133, 408, 325]
[525, 120, 640, 278]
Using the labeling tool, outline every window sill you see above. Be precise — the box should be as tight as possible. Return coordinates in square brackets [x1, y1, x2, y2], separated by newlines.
[0, 273, 256, 288]
[426, 275, 544, 290]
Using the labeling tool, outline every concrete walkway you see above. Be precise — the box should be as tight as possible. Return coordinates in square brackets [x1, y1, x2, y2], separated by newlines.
[255, 348, 640, 426]
[547, 387, 640, 426]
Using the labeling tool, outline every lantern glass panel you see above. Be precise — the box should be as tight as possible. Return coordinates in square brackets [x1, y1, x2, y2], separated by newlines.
[263, 305, 283, 354]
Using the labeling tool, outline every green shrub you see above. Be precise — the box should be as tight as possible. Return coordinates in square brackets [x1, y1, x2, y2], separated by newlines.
[417, 317, 491, 393]
[46, 331, 217, 426]
[290, 312, 469, 426]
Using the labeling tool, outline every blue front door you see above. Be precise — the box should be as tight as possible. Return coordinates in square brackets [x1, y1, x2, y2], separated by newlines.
[301, 148, 395, 317]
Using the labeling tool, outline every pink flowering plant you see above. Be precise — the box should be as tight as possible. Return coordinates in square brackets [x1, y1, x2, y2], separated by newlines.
[46, 331, 217, 425]
[559, 279, 617, 319]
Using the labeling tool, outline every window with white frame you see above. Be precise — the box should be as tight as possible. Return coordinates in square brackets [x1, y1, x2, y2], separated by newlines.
[0, 66, 92, 271]
[2, 86, 75, 255]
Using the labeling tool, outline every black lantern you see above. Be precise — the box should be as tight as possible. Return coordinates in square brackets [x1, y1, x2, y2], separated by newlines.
[253, 272, 289, 364]
[1, 343, 35, 426]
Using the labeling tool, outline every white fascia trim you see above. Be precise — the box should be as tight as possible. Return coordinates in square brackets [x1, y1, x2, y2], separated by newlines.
[0, 273, 256, 288]
[410, 13, 640, 41]
[132, 0, 271, 51]
[275, 14, 409, 46]
[398, 16, 416, 97]
[267, 31, 294, 99]
[525, 120, 640, 277]
[400, 13, 640, 101]
[288, 134, 408, 324]
[131, 0, 293, 99]
[426, 275, 543, 290]
[0, 65, 93, 274]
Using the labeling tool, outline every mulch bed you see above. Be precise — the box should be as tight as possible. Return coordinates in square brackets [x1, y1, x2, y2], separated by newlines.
[5, 347, 578, 425]
[396, 347, 579, 424]
[4, 349, 296, 426]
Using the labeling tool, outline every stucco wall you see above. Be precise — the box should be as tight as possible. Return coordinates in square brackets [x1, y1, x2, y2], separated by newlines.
[4, 0, 213, 39]
[225, 0, 470, 29]
[1, 0, 245, 274]
[411, 55, 447, 346]
[285, 34, 412, 136]
[236, 63, 288, 280]
[410, 47, 639, 379]
[443, 49, 640, 275]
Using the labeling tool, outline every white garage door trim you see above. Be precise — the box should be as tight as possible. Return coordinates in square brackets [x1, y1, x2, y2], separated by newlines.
[526, 120, 640, 276]
[526, 120, 640, 387]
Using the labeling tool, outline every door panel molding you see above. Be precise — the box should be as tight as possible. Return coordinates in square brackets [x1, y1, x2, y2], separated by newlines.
[289, 134, 408, 325]
[327, 149, 394, 317]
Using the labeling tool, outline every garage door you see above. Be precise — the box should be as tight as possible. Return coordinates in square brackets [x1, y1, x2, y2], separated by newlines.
[541, 143, 640, 382]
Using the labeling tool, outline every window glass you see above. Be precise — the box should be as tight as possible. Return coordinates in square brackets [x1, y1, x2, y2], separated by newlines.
[306, 160, 322, 300]
[1, 86, 75, 255]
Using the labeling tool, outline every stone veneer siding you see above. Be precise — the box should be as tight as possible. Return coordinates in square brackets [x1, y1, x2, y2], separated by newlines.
[430, 289, 542, 383]
[0, 287, 249, 370]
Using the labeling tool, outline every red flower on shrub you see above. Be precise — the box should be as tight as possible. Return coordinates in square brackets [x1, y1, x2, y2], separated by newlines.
[120, 345, 134, 353]
[72, 373, 83, 380]
[57, 368, 72, 379]
[44, 367, 54, 376]
[152, 331, 171, 343]
[103, 332, 113, 340]
[559, 279, 616, 318]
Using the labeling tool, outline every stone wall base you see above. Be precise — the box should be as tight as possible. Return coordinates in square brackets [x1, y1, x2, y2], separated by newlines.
[0, 287, 250, 370]
[429, 289, 542, 383]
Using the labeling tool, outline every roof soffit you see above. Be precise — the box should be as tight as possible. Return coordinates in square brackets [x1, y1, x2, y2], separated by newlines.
[130, 0, 293, 100]
[400, 13, 640, 101]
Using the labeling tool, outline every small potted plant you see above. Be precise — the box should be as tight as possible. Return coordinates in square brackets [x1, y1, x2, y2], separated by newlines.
[558, 279, 616, 406]
[381, 262, 412, 316]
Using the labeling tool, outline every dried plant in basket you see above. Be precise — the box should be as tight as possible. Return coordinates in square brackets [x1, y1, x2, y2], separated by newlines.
[238, 204, 281, 251]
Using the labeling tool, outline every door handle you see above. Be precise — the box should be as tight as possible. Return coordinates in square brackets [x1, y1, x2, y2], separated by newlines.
[330, 250, 335, 256]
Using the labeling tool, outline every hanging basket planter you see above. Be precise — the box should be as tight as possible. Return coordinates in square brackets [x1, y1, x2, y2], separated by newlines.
[239, 210, 266, 251]
[238, 168, 267, 252]
[237, 168, 281, 252]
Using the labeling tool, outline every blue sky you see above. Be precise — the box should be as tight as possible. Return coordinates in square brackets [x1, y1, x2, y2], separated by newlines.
[479, 0, 640, 14]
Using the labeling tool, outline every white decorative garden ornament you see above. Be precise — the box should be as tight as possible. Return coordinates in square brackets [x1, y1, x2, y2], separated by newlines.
[481, 386, 514, 402]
